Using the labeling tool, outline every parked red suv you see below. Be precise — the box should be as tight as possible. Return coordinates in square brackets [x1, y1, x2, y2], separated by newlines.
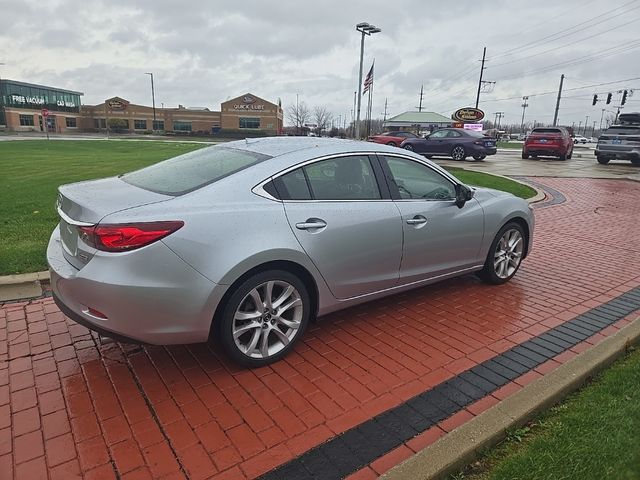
[522, 127, 573, 160]
[368, 131, 418, 147]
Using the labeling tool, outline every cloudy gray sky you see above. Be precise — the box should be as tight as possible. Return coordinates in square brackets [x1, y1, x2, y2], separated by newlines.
[1, 0, 639, 127]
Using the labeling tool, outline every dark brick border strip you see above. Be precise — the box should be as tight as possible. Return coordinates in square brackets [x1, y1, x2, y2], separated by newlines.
[510, 176, 567, 208]
[259, 287, 640, 480]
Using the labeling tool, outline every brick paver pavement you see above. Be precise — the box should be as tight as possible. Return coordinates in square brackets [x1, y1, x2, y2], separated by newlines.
[1, 177, 639, 479]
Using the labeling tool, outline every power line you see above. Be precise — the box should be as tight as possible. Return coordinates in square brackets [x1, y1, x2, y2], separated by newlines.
[489, 15, 640, 69]
[489, 0, 640, 60]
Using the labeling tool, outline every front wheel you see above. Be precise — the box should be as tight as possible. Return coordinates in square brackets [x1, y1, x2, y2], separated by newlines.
[473, 154, 487, 161]
[424, 154, 433, 159]
[216, 270, 310, 367]
[478, 222, 525, 285]
[597, 156, 610, 165]
[403, 144, 414, 151]
[451, 145, 467, 161]
[387, 141, 397, 147]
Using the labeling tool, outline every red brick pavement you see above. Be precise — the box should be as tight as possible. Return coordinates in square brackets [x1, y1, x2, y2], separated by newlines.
[1, 177, 640, 479]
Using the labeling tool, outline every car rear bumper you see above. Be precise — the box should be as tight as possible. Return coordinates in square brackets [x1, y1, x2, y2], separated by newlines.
[47, 224, 224, 345]
[595, 147, 640, 160]
[523, 145, 567, 156]
[470, 145, 497, 156]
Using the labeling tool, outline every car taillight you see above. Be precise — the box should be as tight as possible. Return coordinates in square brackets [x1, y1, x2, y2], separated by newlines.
[473, 140, 484, 145]
[79, 221, 184, 252]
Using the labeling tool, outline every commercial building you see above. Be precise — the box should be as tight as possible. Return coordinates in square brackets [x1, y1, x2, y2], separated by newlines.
[0, 79, 83, 133]
[0, 79, 283, 136]
[383, 111, 452, 132]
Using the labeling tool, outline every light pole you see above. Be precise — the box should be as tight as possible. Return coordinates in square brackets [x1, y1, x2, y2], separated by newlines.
[355, 22, 381, 139]
[145, 72, 156, 130]
[584, 115, 589, 135]
[599, 108, 605, 132]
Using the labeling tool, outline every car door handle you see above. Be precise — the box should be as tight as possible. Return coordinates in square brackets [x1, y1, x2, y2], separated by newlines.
[406, 216, 427, 226]
[296, 220, 327, 230]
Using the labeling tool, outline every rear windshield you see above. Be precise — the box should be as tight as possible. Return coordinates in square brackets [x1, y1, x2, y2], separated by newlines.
[531, 128, 562, 134]
[122, 146, 270, 195]
[604, 126, 640, 135]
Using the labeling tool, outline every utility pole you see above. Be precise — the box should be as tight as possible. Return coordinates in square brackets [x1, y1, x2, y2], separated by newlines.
[578, 120, 582, 133]
[552, 73, 564, 126]
[520, 96, 529, 133]
[475, 47, 486, 109]
[352, 91, 356, 138]
[382, 98, 388, 122]
[417, 85, 424, 112]
[592, 121, 596, 137]
[599, 108, 605, 132]
[496, 112, 504, 130]
[145, 72, 156, 130]
[584, 115, 589, 135]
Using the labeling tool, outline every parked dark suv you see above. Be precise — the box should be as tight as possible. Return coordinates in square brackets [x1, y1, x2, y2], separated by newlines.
[595, 112, 640, 165]
[522, 127, 573, 160]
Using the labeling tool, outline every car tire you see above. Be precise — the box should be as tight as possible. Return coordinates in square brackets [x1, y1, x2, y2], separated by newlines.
[216, 270, 310, 368]
[403, 144, 414, 151]
[387, 141, 397, 147]
[559, 153, 567, 160]
[473, 155, 486, 161]
[567, 150, 573, 160]
[521, 152, 530, 159]
[631, 158, 640, 165]
[478, 222, 526, 285]
[451, 145, 467, 161]
[425, 155, 433, 159]
[597, 156, 610, 165]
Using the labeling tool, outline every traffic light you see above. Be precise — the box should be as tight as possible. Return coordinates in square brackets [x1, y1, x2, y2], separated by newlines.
[622, 90, 628, 105]
[592, 94, 598, 105]
[606, 93, 612, 104]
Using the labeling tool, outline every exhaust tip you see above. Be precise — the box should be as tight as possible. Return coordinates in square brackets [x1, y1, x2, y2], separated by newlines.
[97, 334, 116, 345]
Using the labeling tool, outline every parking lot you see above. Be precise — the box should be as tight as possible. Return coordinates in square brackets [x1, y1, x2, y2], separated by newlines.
[1, 175, 639, 479]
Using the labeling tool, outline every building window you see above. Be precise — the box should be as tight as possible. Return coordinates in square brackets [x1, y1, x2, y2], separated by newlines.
[19, 114, 34, 126]
[134, 119, 147, 130]
[94, 118, 107, 129]
[239, 117, 260, 129]
[65, 117, 77, 128]
[173, 121, 192, 132]
[152, 120, 164, 130]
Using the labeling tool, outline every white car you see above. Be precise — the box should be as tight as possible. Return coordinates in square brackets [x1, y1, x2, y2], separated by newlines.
[573, 136, 588, 144]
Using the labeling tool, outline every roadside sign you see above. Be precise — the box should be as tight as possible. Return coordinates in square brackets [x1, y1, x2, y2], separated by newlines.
[41, 108, 49, 117]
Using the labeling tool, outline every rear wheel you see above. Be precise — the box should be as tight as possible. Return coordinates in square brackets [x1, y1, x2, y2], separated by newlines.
[597, 156, 610, 165]
[478, 222, 525, 285]
[559, 153, 567, 160]
[216, 270, 310, 367]
[631, 158, 640, 165]
[403, 144, 414, 151]
[451, 145, 467, 161]
[387, 141, 397, 147]
[473, 154, 487, 161]
[567, 150, 573, 160]
[521, 152, 530, 159]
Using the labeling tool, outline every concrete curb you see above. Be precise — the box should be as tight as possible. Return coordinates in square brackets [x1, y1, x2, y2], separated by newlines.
[0, 271, 49, 302]
[382, 315, 640, 480]
[0, 271, 49, 286]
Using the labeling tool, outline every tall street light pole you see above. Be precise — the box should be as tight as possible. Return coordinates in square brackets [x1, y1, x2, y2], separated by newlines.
[145, 72, 156, 130]
[599, 108, 605, 132]
[355, 22, 381, 139]
[520, 96, 529, 133]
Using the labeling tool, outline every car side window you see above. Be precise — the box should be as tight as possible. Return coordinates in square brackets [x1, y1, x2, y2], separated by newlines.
[276, 168, 312, 200]
[446, 130, 462, 138]
[304, 156, 381, 200]
[429, 130, 448, 139]
[383, 157, 456, 200]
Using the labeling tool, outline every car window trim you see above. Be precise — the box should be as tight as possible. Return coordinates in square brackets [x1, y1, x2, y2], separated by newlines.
[377, 153, 459, 202]
[252, 152, 394, 203]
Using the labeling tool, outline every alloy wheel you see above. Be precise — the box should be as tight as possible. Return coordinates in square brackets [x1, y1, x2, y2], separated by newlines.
[232, 280, 303, 359]
[493, 229, 523, 279]
[403, 144, 414, 151]
[451, 146, 465, 160]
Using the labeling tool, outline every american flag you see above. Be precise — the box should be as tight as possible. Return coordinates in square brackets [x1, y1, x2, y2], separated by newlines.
[363, 63, 374, 94]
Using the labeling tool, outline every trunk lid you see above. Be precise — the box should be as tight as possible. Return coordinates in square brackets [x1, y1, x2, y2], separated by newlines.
[56, 176, 172, 269]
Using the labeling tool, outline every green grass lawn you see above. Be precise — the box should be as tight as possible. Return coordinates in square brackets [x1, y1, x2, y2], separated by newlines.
[0, 140, 535, 275]
[455, 346, 640, 480]
[445, 168, 537, 200]
[497, 141, 524, 149]
[0, 140, 204, 275]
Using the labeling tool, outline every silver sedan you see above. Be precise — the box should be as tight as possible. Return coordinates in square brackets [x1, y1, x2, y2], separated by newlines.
[48, 137, 534, 367]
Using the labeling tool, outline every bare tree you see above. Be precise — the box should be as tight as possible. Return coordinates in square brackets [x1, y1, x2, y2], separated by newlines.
[313, 106, 333, 135]
[286, 102, 310, 135]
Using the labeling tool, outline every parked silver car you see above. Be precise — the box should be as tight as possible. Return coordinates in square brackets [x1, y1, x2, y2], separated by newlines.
[595, 113, 640, 165]
[48, 137, 534, 367]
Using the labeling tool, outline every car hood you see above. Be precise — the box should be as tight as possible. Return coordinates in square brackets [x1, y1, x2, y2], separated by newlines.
[471, 185, 514, 200]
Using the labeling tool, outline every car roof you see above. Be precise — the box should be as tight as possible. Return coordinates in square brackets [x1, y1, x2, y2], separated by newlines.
[221, 136, 406, 158]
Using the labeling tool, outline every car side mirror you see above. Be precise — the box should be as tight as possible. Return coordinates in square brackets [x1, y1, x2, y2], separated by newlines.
[455, 184, 474, 208]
